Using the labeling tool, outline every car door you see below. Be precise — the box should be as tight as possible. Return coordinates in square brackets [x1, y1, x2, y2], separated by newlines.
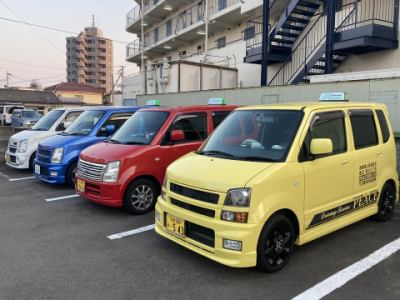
[348, 109, 380, 199]
[300, 110, 354, 230]
[162, 112, 208, 167]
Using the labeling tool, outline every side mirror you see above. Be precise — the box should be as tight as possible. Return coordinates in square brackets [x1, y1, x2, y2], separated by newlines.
[104, 124, 116, 135]
[170, 129, 185, 142]
[310, 138, 333, 156]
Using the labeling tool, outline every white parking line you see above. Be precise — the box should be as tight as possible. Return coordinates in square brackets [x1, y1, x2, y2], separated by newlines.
[107, 224, 155, 240]
[8, 176, 36, 182]
[45, 194, 80, 202]
[292, 237, 400, 300]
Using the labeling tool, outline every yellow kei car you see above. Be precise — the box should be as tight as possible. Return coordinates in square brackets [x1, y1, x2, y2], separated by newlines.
[155, 93, 398, 272]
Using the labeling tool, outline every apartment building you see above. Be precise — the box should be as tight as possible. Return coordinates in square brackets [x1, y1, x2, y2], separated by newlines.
[67, 24, 113, 94]
[125, 0, 399, 96]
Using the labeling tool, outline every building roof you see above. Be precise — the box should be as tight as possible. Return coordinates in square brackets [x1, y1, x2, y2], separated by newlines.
[0, 88, 60, 105]
[59, 97, 85, 105]
[44, 82, 104, 94]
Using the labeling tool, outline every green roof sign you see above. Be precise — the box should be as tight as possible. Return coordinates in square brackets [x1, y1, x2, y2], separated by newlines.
[208, 97, 226, 105]
[319, 92, 349, 102]
[146, 99, 160, 106]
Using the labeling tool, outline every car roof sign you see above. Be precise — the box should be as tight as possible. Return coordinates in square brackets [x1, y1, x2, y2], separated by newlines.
[319, 92, 349, 102]
[208, 97, 226, 105]
[146, 99, 160, 106]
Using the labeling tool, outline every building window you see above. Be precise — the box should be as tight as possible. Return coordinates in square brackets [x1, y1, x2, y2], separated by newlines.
[197, 44, 203, 54]
[198, 1, 205, 21]
[217, 36, 226, 49]
[180, 51, 186, 59]
[244, 26, 255, 41]
[154, 27, 159, 43]
[218, 0, 227, 11]
[166, 20, 172, 37]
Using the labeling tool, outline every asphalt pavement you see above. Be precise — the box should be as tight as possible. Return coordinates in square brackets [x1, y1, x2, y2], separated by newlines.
[0, 165, 399, 300]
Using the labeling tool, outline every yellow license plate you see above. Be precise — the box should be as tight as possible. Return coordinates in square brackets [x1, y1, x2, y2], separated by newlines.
[76, 179, 85, 193]
[166, 214, 185, 237]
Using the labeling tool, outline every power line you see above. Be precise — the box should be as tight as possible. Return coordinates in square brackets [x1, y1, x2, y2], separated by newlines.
[0, 58, 65, 70]
[0, 0, 65, 55]
[0, 16, 130, 45]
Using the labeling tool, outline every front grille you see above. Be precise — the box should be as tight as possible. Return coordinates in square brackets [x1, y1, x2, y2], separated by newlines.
[77, 159, 106, 182]
[186, 222, 215, 248]
[170, 183, 219, 204]
[171, 198, 215, 218]
[9, 140, 17, 153]
[37, 145, 52, 163]
[85, 182, 101, 194]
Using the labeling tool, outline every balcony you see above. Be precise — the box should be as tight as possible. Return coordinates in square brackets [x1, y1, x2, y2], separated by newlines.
[126, 0, 193, 34]
[127, 0, 244, 63]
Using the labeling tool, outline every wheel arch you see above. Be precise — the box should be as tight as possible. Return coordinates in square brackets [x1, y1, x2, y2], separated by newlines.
[268, 209, 300, 238]
[123, 174, 161, 200]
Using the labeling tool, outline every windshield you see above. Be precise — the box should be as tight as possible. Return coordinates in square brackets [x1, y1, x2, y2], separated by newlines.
[198, 110, 303, 162]
[110, 111, 169, 145]
[32, 110, 64, 131]
[64, 110, 105, 136]
[22, 111, 41, 118]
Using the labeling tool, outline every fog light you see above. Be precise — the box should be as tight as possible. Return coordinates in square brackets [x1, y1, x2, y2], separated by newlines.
[221, 210, 248, 223]
[223, 239, 242, 251]
[50, 171, 58, 177]
[155, 210, 161, 222]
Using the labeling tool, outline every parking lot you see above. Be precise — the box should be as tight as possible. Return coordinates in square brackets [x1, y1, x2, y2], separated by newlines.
[0, 165, 399, 300]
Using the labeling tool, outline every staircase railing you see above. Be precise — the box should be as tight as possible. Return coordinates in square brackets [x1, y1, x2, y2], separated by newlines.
[268, 1, 360, 86]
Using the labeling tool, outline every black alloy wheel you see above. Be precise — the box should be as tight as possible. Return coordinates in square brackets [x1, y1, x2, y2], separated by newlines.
[375, 183, 396, 222]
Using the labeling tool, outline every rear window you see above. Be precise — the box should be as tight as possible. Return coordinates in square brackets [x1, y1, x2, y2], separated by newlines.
[349, 110, 378, 149]
[376, 110, 390, 143]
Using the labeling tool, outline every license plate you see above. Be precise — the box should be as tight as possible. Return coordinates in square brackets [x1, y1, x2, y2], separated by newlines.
[34, 164, 40, 174]
[166, 214, 185, 237]
[76, 179, 85, 193]
[5, 153, 10, 163]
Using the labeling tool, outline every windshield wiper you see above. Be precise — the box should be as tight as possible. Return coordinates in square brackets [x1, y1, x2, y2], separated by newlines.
[238, 156, 277, 162]
[198, 150, 236, 158]
[58, 132, 70, 136]
[108, 139, 121, 144]
[69, 132, 86, 136]
[124, 141, 147, 145]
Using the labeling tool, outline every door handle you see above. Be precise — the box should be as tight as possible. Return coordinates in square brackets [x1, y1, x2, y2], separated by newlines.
[341, 159, 350, 166]
[377, 153, 383, 157]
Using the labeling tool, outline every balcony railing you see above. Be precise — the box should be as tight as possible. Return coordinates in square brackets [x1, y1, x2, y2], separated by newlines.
[127, 0, 241, 59]
[126, 0, 165, 28]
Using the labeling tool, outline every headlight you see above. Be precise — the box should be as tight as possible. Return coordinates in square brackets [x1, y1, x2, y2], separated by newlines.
[51, 148, 64, 163]
[103, 161, 120, 183]
[224, 188, 251, 207]
[17, 140, 28, 153]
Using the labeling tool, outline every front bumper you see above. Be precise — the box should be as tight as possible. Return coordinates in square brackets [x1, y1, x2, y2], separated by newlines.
[76, 176, 124, 207]
[33, 159, 67, 184]
[5, 151, 30, 169]
[155, 196, 261, 268]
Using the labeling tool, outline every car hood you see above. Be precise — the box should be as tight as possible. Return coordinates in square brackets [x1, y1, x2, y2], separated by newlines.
[167, 152, 274, 193]
[39, 134, 98, 150]
[80, 142, 148, 164]
[10, 130, 55, 144]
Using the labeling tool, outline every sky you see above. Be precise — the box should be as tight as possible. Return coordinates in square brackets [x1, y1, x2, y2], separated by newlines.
[0, 0, 139, 89]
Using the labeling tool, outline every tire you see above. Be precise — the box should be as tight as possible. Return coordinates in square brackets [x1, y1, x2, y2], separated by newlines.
[123, 178, 159, 215]
[375, 183, 396, 222]
[66, 162, 78, 188]
[256, 214, 295, 273]
[29, 152, 36, 171]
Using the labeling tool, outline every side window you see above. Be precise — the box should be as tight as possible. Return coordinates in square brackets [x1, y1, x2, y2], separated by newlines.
[57, 111, 82, 131]
[349, 110, 378, 149]
[98, 113, 133, 137]
[212, 111, 230, 129]
[300, 111, 347, 161]
[165, 113, 207, 144]
[376, 110, 390, 143]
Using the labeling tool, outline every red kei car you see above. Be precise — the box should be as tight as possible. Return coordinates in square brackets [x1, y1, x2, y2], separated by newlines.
[75, 101, 236, 214]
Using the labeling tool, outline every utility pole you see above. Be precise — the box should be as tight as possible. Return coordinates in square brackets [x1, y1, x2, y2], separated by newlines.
[120, 66, 125, 97]
[204, 0, 209, 62]
[6, 71, 11, 88]
[261, 0, 270, 86]
[141, 0, 146, 95]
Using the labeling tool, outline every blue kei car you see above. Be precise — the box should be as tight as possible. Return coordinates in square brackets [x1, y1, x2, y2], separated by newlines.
[11, 109, 42, 128]
[33, 106, 143, 186]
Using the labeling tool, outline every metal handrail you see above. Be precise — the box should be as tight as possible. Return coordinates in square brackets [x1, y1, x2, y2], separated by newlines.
[268, 0, 397, 86]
